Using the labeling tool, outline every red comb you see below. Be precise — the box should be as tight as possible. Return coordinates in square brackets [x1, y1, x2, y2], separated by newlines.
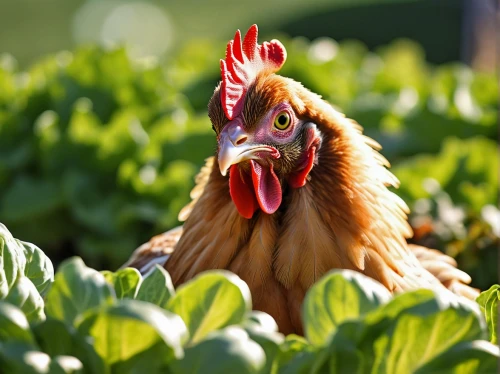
[220, 24, 287, 120]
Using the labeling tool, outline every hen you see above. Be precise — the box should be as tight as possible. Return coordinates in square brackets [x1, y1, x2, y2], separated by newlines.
[123, 25, 478, 334]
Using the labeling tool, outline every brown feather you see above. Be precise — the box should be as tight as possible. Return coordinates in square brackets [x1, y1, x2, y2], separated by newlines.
[229, 213, 294, 334]
[275, 183, 343, 289]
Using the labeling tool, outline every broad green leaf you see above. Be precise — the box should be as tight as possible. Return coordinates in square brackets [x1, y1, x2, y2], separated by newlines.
[33, 319, 106, 374]
[319, 289, 481, 373]
[302, 269, 392, 346]
[371, 290, 485, 374]
[305, 292, 437, 373]
[20, 240, 54, 297]
[5, 272, 45, 323]
[476, 284, 499, 344]
[415, 340, 499, 374]
[169, 326, 265, 374]
[0, 301, 35, 344]
[135, 265, 175, 307]
[167, 270, 252, 344]
[45, 257, 115, 325]
[0, 224, 50, 321]
[76, 299, 187, 371]
[323, 320, 365, 374]
[101, 267, 141, 299]
[0, 222, 26, 298]
[358, 289, 438, 350]
[364, 288, 436, 325]
[352, 289, 437, 371]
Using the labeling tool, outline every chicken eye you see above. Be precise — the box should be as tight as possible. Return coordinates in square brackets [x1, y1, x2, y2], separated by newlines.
[274, 111, 291, 130]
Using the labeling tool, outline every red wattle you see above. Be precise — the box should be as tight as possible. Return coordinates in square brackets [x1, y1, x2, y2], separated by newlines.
[288, 146, 316, 189]
[229, 165, 258, 219]
[250, 160, 282, 214]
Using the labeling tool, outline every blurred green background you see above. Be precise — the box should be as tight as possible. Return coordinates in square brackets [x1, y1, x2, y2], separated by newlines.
[0, 0, 497, 289]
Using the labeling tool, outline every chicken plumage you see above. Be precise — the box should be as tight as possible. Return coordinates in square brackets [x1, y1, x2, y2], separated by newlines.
[123, 25, 478, 334]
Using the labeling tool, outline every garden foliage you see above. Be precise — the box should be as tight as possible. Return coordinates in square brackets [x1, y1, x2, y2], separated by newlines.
[0, 223, 498, 373]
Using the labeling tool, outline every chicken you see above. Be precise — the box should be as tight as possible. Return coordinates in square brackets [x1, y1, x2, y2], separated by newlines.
[123, 25, 478, 334]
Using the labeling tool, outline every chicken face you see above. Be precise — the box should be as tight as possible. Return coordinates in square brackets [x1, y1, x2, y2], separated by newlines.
[218, 102, 306, 177]
[209, 74, 322, 219]
[207, 24, 323, 219]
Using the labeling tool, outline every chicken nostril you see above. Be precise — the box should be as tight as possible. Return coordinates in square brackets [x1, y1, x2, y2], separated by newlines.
[236, 136, 247, 145]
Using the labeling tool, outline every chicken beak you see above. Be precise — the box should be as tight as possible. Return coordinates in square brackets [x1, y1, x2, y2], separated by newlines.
[218, 134, 259, 176]
[217, 123, 280, 176]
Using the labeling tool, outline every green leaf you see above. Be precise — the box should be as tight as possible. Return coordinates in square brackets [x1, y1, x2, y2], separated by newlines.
[0, 222, 27, 298]
[135, 265, 175, 308]
[364, 288, 437, 325]
[76, 299, 187, 371]
[45, 257, 115, 325]
[314, 289, 481, 373]
[0, 224, 51, 321]
[101, 267, 141, 299]
[476, 284, 499, 344]
[33, 318, 106, 374]
[302, 269, 392, 346]
[0, 301, 35, 344]
[20, 240, 54, 297]
[350, 291, 436, 364]
[415, 340, 499, 374]
[370, 290, 486, 374]
[167, 270, 252, 344]
[323, 320, 365, 374]
[5, 272, 45, 323]
[169, 326, 265, 374]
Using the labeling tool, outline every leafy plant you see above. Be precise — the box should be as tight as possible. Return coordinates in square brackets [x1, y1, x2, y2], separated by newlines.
[0, 223, 52, 322]
[0, 222, 498, 373]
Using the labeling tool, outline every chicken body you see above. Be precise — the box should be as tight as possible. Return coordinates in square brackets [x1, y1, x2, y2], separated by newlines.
[123, 25, 478, 334]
